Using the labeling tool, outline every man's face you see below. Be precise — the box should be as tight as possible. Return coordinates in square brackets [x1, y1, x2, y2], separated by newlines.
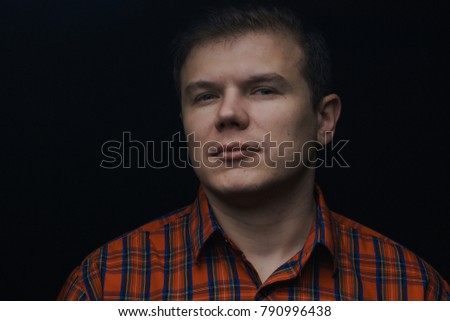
[180, 32, 320, 198]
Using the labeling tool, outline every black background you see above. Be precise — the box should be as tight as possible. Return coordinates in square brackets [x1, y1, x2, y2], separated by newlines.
[2, 0, 449, 300]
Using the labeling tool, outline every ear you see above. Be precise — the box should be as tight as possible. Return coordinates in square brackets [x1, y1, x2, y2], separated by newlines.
[316, 94, 342, 145]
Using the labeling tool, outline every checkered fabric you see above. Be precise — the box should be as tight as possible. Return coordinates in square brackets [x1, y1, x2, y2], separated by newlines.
[58, 186, 449, 300]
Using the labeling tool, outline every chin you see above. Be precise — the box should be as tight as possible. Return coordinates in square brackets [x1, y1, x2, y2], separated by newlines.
[201, 169, 280, 198]
[198, 164, 311, 201]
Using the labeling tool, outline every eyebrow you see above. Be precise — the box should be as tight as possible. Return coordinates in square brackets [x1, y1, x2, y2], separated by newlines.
[183, 73, 292, 98]
[184, 81, 220, 98]
[244, 73, 293, 92]
[245, 73, 290, 86]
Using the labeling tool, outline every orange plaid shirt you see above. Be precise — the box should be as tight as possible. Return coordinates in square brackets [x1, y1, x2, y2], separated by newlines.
[58, 186, 449, 300]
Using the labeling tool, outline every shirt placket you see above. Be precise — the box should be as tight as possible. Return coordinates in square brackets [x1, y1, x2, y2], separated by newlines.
[223, 234, 305, 300]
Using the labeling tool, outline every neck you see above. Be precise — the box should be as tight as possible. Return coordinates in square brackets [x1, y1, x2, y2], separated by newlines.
[203, 171, 316, 282]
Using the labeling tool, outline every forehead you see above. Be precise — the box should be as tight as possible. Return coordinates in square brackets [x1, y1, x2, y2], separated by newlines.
[180, 32, 304, 90]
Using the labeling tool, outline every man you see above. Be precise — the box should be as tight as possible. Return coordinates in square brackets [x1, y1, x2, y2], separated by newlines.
[58, 4, 449, 300]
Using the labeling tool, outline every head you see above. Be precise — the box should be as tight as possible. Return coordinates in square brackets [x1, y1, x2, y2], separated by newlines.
[172, 4, 341, 202]
[172, 3, 333, 110]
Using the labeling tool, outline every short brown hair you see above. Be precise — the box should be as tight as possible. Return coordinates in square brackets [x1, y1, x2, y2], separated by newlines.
[171, 3, 333, 109]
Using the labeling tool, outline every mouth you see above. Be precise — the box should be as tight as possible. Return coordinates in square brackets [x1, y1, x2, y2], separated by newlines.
[208, 141, 261, 161]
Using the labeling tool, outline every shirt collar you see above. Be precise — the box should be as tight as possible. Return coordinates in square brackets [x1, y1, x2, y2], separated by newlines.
[188, 184, 338, 270]
[307, 184, 338, 272]
[188, 186, 222, 261]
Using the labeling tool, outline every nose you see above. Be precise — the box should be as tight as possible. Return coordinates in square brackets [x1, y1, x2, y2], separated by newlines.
[214, 90, 250, 132]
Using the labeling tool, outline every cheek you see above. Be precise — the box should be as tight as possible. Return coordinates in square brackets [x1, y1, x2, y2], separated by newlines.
[181, 112, 193, 133]
[182, 115, 201, 141]
[290, 107, 318, 136]
[271, 121, 318, 159]
[266, 109, 316, 139]
[182, 108, 213, 135]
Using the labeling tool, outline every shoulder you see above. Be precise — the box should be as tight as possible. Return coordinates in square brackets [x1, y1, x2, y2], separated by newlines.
[58, 206, 191, 300]
[89, 206, 190, 261]
[329, 210, 449, 300]
[330, 210, 398, 242]
[106, 205, 191, 249]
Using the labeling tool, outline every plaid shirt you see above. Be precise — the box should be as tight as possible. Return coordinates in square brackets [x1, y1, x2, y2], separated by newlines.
[58, 186, 449, 300]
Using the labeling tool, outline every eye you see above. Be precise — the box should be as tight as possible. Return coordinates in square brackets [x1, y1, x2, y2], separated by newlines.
[252, 87, 276, 95]
[195, 93, 218, 103]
